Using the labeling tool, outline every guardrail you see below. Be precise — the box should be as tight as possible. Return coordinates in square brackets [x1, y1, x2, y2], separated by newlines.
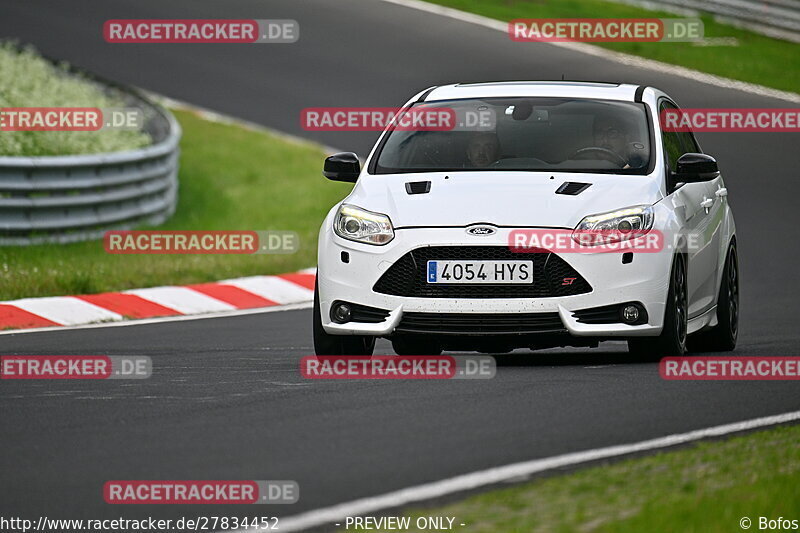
[617, 0, 800, 42]
[0, 83, 181, 246]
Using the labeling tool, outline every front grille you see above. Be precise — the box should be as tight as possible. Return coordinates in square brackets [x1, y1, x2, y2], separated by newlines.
[373, 246, 591, 298]
[396, 312, 565, 335]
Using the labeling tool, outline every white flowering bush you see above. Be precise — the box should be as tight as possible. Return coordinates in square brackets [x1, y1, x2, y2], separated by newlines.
[0, 43, 151, 156]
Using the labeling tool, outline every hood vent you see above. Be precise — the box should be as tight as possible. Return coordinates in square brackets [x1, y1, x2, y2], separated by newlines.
[405, 181, 431, 195]
[556, 182, 591, 196]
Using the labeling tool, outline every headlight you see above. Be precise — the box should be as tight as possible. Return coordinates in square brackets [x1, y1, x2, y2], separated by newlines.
[334, 204, 394, 245]
[573, 205, 654, 245]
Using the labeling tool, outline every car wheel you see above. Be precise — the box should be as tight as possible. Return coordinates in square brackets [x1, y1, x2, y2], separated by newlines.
[313, 278, 375, 356]
[628, 254, 687, 359]
[391, 335, 442, 356]
[688, 243, 738, 352]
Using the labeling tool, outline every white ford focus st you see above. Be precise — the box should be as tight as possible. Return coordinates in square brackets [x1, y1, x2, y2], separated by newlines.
[314, 82, 738, 357]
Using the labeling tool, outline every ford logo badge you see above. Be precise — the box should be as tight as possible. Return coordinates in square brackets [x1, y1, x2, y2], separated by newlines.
[466, 225, 496, 236]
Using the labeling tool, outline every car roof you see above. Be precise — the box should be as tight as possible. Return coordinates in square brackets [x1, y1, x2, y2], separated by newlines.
[422, 81, 642, 102]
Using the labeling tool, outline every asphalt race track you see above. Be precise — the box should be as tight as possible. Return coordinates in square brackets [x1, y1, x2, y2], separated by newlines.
[1, 0, 799, 527]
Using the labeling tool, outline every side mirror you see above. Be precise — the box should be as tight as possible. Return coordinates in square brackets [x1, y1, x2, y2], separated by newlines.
[324, 152, 360, 183]
[675, 153, 719, 183]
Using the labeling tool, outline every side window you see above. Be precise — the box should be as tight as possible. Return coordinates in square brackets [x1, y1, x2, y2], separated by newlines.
[660, 102, 683, 172]
[677, 129, 700, 154]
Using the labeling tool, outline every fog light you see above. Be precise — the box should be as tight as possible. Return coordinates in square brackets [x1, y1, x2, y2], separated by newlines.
[622, 304, 640, 324]
[331, 302, 352, 324]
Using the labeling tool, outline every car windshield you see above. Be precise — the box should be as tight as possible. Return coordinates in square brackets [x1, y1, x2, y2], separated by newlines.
[373, 97, 651, 174]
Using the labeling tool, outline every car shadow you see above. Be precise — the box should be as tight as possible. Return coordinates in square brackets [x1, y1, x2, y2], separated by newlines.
[444, 346, 655, 367]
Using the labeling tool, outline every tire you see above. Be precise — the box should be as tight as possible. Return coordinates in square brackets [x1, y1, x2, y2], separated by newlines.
[688, 244, 738, 352]
[391, 335, 442, 356]
[628, 254, 688, 358]
[313, 279, 375, 356]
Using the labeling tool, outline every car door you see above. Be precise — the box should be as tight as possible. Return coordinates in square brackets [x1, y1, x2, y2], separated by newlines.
[673, 115, 724, 316]
[659, 100, 715, 318]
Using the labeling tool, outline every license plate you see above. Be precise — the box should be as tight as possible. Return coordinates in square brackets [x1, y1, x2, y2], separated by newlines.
[426, 260, 533, 284]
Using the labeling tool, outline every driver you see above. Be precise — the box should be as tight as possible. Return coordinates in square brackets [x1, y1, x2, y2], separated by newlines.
[592, 115, 634, 168]
[466, 131, 500, 168]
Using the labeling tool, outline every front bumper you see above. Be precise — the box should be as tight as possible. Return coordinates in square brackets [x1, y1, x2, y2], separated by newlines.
[318, 226, 671, 338]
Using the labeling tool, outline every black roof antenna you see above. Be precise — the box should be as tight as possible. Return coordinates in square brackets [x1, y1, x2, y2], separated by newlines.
[561, 73, 565, 80]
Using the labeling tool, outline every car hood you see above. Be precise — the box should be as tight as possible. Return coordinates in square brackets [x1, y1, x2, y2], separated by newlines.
[347, 171, 663, 228]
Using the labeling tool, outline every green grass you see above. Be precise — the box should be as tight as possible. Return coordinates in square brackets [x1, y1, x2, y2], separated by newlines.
[426, 0, 799, 94]
[0, 43, 151, 156]
[356, 424, 800, 533]
[0, 109, 352, 300]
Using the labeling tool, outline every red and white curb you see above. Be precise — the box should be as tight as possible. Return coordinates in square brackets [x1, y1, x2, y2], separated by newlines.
[0, 268, 316, 332]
